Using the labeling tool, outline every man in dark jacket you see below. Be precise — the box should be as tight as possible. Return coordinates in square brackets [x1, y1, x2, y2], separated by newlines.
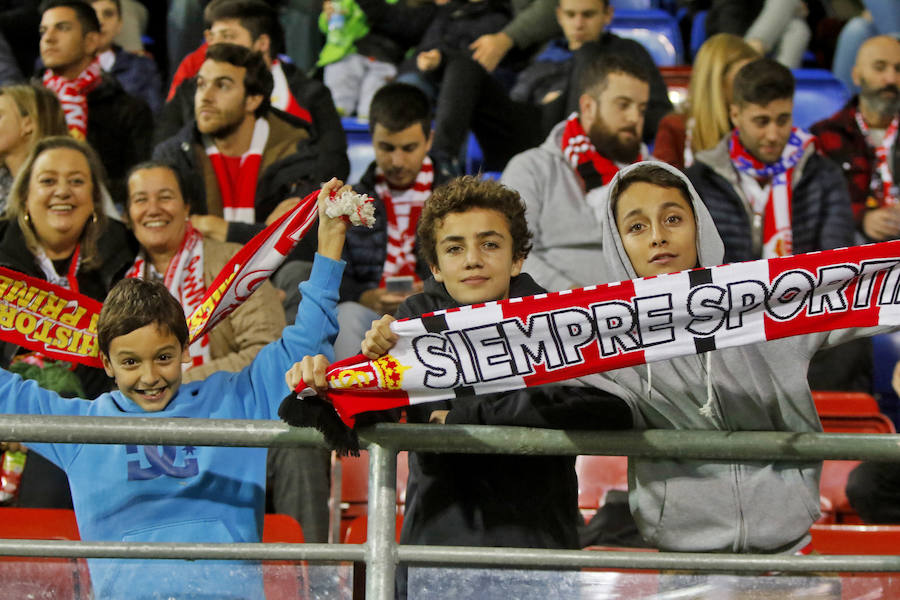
[156, 0, 349, 182]
[38, 0, 153, 204]
[153, 43, 326, 248]
[293, 176, 631, 599]
[89, 0, 162, 114]
[333, 83, 451, 359]
[686, 58, 854, 264]
[811, 35, 900, 242]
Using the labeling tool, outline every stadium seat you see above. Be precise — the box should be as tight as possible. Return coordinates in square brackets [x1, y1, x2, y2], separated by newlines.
[791, 69, 850, 130]
[812, 392, 895, 524]
[608, 9, 684, 66]
[334, 451, 409, 541]
[342, 117, 374, 185]
[0, 507, 89, 598]
[689, 10, 707, 60]
[342, 514, 404, 544]
[575, 455, 629, 520]
[610, 0, 656, 9]
[261, 513, 307, 598]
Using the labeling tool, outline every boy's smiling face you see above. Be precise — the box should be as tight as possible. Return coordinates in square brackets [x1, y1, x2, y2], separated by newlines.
[430, 207, 523, 305]
[101, 323, 191, 411]
[615, 181, 698, 278]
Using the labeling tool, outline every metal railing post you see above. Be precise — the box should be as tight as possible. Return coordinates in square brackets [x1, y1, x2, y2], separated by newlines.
[365, 443, 398, 600]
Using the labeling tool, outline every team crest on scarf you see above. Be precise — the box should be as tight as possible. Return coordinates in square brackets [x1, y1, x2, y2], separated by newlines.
[729, 128, 816, 258]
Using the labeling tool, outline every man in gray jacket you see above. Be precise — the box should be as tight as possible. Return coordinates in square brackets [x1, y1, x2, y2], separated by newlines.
[502, 53, 649, 291]
[583, 160, 893, 554]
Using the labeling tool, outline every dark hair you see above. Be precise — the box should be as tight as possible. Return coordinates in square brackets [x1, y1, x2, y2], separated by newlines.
[204, 43, 273, 117]
[40, 0, 101, 34]
[611, 164, 694, 220]
[368, 83, 432, 137]
[125, 160, 190, 211]
[88, 0, 121, 16]
[578, 53, 651, 98]
[204, 0, 285, 59]
[7, 136, 109, 269]
[731, 57, 794, 107]
[98, 278, 189, 357]
[418, 176, 533, 267]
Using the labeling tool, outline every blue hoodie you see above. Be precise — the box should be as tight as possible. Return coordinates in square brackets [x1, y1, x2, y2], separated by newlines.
[0, 254, 343, 599]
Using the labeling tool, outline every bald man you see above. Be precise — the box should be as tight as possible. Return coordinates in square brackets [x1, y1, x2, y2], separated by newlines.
[812, 35, 900, 241]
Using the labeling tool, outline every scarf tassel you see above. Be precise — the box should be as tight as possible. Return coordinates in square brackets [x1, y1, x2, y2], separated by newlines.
[278, 393, 360, 457]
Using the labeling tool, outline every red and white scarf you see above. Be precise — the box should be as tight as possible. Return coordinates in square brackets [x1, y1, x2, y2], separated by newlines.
[294, 240, 900, 427]
[270, 60, 312, 124]
[125, 223, 211, 368]
[204, 117, 269, 223]
[729, 127, 816, 258]
[855, 110, 899, 207]
[561, 112, 641, 192]
[42, 59, 102, 140]
[375, 156, 433, 284]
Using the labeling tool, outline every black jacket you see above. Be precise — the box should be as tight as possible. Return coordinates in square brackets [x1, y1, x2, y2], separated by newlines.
[394, 274, 632, 554]
[0, 218, 137, 399]
[154, 61, 349, 182]
[152, 109, 324, 250]
[84, 74, 154, 205]
[339, 158, 451, 302]
[685, 137, 855, 263]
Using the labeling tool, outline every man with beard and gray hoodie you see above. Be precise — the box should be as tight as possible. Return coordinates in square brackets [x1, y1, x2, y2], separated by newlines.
[502, 53, 649, 292]
[579, 160, 896, 554]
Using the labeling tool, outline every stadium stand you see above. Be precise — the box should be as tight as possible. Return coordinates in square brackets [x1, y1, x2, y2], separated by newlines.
[608, 9, 684, 66]
[791, 68, 851, 130]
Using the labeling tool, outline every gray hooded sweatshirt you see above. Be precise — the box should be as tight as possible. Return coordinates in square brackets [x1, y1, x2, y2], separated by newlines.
[580, 161, 892, 554]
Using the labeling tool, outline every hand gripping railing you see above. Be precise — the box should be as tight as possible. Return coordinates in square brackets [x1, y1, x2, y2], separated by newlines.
[2, 414, 900, 599]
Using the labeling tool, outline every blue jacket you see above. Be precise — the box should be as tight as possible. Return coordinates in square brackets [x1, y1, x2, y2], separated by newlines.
[0, 254, 343, 599]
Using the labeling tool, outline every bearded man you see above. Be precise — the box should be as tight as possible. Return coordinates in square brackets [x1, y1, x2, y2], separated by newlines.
[501, 53, 649, 290]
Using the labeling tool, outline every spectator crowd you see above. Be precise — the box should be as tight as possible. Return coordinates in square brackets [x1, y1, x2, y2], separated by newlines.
[0, 0, 898, 597]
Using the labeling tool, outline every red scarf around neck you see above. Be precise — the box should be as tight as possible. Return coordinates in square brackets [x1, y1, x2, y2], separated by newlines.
[855, 110, 899, 208]
[204, 117, 269, 224]
[375, 156, 433, 284]
[728, 127, 816, 258]
[42, 59, 102, 140]
[561, 112, 641, 193]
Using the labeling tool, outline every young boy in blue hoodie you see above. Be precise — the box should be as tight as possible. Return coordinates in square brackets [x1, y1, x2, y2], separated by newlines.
[292, 175, 631, 598]
[0, 179, 351, 599]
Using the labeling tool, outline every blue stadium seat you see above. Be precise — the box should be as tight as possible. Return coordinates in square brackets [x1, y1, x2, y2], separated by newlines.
[791, 69, 850, 130]
[690, 10, 707, 60]
[609, 0, 656, 8]
[342, 117, 374, 184]
[465, 132, 484, 175]
[608, 9, 684, 66]
[872, 333, 900, 429]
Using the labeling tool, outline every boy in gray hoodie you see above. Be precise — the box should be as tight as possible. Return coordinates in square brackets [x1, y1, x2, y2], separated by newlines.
[584, 160, 894, 554]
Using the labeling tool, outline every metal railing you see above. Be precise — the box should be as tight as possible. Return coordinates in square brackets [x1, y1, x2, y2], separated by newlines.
[1, 414, 900, 599]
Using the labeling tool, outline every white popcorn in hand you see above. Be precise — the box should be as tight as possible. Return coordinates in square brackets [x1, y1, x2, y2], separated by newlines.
[325, 190, 376, 228]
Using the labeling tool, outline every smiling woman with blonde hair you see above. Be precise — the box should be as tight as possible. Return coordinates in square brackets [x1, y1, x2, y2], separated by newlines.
[654, 34, 759, 170]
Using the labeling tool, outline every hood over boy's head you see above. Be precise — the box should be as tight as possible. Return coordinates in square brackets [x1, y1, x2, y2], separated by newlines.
[602, 161, 724, 281]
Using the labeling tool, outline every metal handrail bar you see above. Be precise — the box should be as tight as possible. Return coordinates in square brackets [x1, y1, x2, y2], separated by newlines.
[1, 415, 899, 461]
[2, 414, 899, 599]
[0, 539, 897, 573]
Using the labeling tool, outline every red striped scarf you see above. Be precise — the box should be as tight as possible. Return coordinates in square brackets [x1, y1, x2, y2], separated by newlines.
[375, 156, 433, 284]
[561, 112, 640, 192]
[125, 223, 211, 368]
[729, 128, 816, 258]
[42, 59, 102, 140]
[291, 240, 900, 428]
[270, 60, 312, 124]
[204, 118, 269, 223]
[855, 111, 899, 208]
